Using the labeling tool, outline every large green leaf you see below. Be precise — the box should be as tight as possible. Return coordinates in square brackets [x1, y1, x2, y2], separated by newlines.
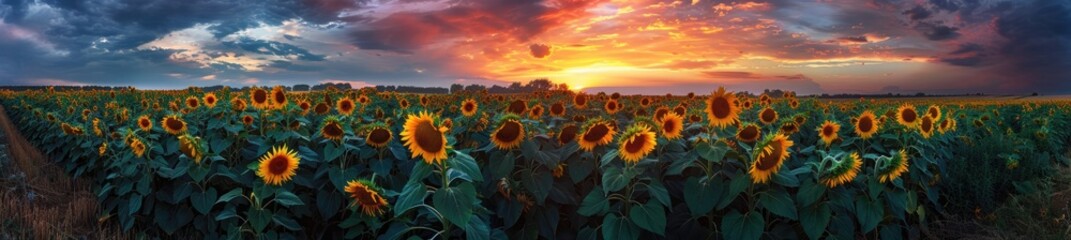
[450, 150, 484, 182]
[433, 182, 477, 226]
[577, 187, 609, 216]
[602, 166, 635, 194]
[191, 187, 218, 215]
[856, 196, 884, 233]
[248, 208, 272, 233]
[464, 216, 490, 240]
[684, 177, 719, 216]
[393, 181, 427, 217]
[629, 201, 666, 236]
[758, 189, 797, 220]
[696, 141, 728, 163]
[647, 181, 671, 207]
[797, 179, 826, 207]
[274, 190, 304, 207]
[602, 213, 639, 240]
[800, 203, 831, 240]
[721, 210, 763, 240]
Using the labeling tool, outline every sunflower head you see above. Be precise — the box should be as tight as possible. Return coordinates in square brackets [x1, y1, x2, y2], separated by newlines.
[129, 137, 146, 158]
[178, 134, 205, 164]
[817, 120, 840, 145]
[161, 115, 187, 135]
[578, 120, 616, 152]
[736, 123, 762, 143]
[558, 124, 579, 145]
[896, 104, 919, 128]
[749, 133, 794, 184]
[461, 99, 478, 117]
[926, 105, 941, 120]
[705, 87, 741, 128]
[203, 93, 218, 108]
[550, 102, 566, 117]
[186, 96, 200, 109]
[232, 98, 247, 111]
[137, 115, 153, 132]
[365, 123, 393, 148]
[854, 111, 879, 139]
[618, 123, 657, 164]
[400, 111, 449, 165]
[491, 115, 525, 150]
[759, 107, 778, 125]
[344, 179, 389, 216]
[270, 86, 288, 109]
[337, 97, 356, 115]
[241, 114, 255, 126]
[659, 112, 684, 139]
[820, 152, 861, 188]
[250, 87, 270, 109]
[876, 149, 909, 183]
[298, 100, 311, 114]
[257, 145, 301, 185]
[653, 106, 671, 122]
[573, 93, 588, 109]
[529, 104, 544, 119]
[321, 116, 345, 141]
[918, 115, 935, 138]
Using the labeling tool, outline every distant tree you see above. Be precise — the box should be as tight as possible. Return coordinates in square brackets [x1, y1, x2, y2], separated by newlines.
[450, 84, 464, 93]
[293, 84, 310, 91]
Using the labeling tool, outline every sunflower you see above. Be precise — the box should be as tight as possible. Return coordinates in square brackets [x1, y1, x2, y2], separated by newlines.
[918, 115, 935, 139]
[178, 134, 204, 164]
[242, 115, 254, 126]
[203, 93, 218, 108]
[578, 121, 616, 152]
[705, 87, 741, 128]
[876, 149, 909, 183]
[321, 117, 345, 141]
[926, 105, 941, 121]
[99, 142, 107, 156]
[161, 115, 187, 135]
[653, 106, 671, 122]
[400, 111, 449, 165]
[529, 104, 544, 119]
[232, 98, 247, 111]
[558, 125, 578, 145]
[573, 93, 588, 109]
[896, 104, 919, 128]
[358, 95, 370, 105]
[365, 124, 393, 148]
[461, 99, 478, 117]
[420, 95, 429, 106]
[817, 120, 840, 145]
[137, 115, 153, 132]
[660, 112, 684, 139]
[129, 137, 146, 158]
[337, 97, 356, 115]
[673, 105, 687, 117]
[854, 111, 879, 139]
[314, 102, 330, 115]
[759, 107, 778, 125]
[269, 86, 287, 109]
[749, 134, 794, 184]
[399, 98, 410, 109]
[820, 152, 861, 188]
[789, 99, 799, 109]
[298, 100, 311, 114]
[618, 124, 657, 164]
[605, 99, 621, 114]
[737, 123, 762, 143]
[553, 163, 566, 178]
[250, 87, 270, 109]
[938, 118, 956, 133]
[186, 96, 200, 109]
[491, 118, 525, 150]
[257, 145, 300, 185]
[344, 179, 389, 216]
[779, 122, 799, 135]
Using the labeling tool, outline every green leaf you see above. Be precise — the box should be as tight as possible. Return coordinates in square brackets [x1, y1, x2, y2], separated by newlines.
[248, 208, 272, 233]
[602, 166, 634, 194]
[800, 203, 831, 240]
[191, 188, 218, 215]
[216, 188, 244, 205]
[273, 214, 302, 231]
[600, 149, 620, 167]
[274, 190, 304, 207]
[666, 155, 697, 176]
[216, 205, 238, 221]
[797, 179, 826, 207]
[450, 150, 484, 182]
[578, 187, 609, 216]
[464, 216, 490, 240]
[393, 181, 427, 217]
[697, 141, 728, 163]
[488, 151, 515, 181]
[522, 171, 553, 204]
[758, 189, 798, 220]
[629, 201, 666, 236]
[880, 225, 903, 240]
[128, 194, 143, 214]
[647, 181, 671, 208]
[317, 191, 342, 219]
[721, 210, 763, 240]
[433, 182, 477, 226]
[856, 196, 884, 233]
[684, 177, 719, 216]
[324, 143, 344, 162]
[718, 174, 749, 210]
[602, 213, 639, 240]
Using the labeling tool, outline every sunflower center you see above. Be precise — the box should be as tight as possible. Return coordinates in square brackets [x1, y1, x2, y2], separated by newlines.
[902, 109, 917, 123]
[761, 109, 776, 122]
[315, 103, 329, 113]
[253, 90, 267, 103]
[341, 101, 353, 111]
[140, 119, 150, 127]
[552, 103, 564, 115]
[710, 96, 731, 118]
[414, 120, 444, 153]
[207, 97, 216, 104]
[756, 140, 785, 171]
[351, 185, 378, 203]
[929, 108, 939, 118]
[188, 99, 198, 107]
[823, 125, 834, 136]
[663, 119, 678, 133]
[463, 103, 474, 112]
[268, 155, 290, 175]
[575, 95, 587, 106]
[858, 117, 873, 132]
[624, 134, 649, 153]
[273, 91, 286, 104]
[323, 122, 343, 137]
[559, 126, 577, 143]
[509, 100, 526, 114]
[583, 124, 610, 142]
[165, 118, 184, 130]
[369, 128, 391, 143]
[921, 117, 933, 132]
[495, 121, 522, 143]
[655, 109, 669, 121]
[739, 126, 758, 140]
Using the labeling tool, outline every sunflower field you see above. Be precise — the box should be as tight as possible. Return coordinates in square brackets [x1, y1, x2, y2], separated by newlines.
[0, 86, 1069, 239]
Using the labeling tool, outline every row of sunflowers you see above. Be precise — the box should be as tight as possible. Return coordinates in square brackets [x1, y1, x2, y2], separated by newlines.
[1, 86, 1068, 239]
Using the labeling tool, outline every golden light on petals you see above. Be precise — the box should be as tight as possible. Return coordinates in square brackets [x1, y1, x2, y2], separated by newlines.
[345, 179, 389, 216]
[256, 145, 301, 185]
[749, 134, 794, 184]
[705, 87, 740, 128]
[400, 111, 449, 165]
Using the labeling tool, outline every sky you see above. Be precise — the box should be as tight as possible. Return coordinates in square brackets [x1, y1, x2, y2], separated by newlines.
[0, 0, 1068, 95]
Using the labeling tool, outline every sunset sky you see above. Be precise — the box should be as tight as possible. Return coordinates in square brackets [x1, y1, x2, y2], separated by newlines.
[0, 0, 1068, 94]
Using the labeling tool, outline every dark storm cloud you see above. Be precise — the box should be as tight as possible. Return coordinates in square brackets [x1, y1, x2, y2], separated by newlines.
[990, 1, 1071, 91]
[224, 38, 326, 61]
[914, 22, 958, 41]
[902, 5, 931, 20]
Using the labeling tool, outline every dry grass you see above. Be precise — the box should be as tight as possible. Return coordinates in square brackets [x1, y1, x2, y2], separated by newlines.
[0, 105, 131, 240]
